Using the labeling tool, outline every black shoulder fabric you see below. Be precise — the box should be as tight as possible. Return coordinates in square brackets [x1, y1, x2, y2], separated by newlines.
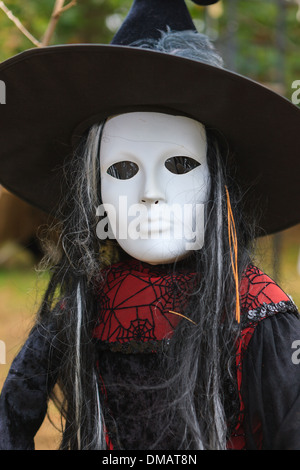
[242, 311, 300, 450]
[0, 323, 59, 450]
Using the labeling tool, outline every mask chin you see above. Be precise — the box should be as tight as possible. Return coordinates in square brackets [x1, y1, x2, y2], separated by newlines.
[117, 239, 191, 265]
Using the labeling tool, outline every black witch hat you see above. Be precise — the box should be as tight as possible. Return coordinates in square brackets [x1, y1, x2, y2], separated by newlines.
[0, 0, 299, 234]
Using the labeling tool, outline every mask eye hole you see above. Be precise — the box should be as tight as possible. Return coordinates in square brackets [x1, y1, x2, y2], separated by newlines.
[165, 156, 201, 174]
[107, 161, 139, 180]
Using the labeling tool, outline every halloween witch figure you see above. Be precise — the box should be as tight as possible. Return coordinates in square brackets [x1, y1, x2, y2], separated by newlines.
[0, 0, 300, 451]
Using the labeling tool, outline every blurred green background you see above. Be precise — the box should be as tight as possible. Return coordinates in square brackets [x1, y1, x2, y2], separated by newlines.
[0, 0, 299, 449]
[1, 0, 300, 92]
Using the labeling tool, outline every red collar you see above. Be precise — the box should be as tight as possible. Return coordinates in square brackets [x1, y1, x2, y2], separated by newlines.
[93, 259, 198, 343]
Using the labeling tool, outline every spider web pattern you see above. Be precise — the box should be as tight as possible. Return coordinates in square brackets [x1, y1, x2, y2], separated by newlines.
[93, 259, 197, 344]
[239, 264, 291, 315]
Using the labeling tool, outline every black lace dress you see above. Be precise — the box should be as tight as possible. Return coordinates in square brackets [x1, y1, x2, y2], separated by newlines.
[0, 261, 299, 450]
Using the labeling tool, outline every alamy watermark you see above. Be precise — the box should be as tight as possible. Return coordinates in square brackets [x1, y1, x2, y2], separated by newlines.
[0, 340, 6, 364]
[291, 80, 300, 105]
[292, 340, 300, 365]
[96, 197, 205, 250]
[0, 80, 6, 104]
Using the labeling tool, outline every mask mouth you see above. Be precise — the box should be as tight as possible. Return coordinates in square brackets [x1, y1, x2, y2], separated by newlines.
[137, 219, 175, 238]
[123, 203, 204, 237]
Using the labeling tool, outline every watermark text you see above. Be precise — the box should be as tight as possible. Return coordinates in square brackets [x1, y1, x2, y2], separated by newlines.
[0, 340, 6, 364]
[291, 340, 300, 365]
[0, 80, 6, 104]
[291, 80, 300, 105]
[96, 198, 205, 250]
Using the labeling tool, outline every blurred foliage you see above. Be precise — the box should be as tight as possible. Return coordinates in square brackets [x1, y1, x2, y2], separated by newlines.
[0, 0, 299, 98]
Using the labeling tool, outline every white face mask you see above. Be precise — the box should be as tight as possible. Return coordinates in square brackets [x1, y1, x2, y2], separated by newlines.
[100, 112, 210, 264]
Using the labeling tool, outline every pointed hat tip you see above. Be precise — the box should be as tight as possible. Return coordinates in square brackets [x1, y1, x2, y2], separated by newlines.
[111, 0, 221, 46]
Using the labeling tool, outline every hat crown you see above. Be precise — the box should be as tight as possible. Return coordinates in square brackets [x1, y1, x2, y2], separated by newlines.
[111, 0, 219, 45]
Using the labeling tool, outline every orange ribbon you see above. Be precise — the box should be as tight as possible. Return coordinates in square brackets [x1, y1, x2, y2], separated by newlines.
[225, 186, 240, 323]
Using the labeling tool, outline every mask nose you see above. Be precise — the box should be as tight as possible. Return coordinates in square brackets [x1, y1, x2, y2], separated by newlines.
[140, 173, 165, 205]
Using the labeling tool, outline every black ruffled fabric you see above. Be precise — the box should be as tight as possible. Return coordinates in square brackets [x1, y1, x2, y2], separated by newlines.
[242, 312, 300, 450]
[0, 323, 59, 450]
[0, 311, 299, 450]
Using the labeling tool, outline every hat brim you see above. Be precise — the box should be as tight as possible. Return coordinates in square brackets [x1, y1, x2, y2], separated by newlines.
[0, 44, 299, 235]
